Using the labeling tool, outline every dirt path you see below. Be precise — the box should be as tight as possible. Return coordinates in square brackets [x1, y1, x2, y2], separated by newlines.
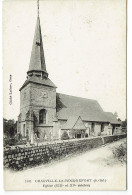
[4, 138, 126, 190]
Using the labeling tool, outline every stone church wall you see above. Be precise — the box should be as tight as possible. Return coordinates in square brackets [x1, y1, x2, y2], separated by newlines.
[18, 82, 57, 141]
[20, 85, 31, 112]
[36, 126, 53, 141]
[94, 123, 102, 136]
[53, 122, 61, 140]
[101, 123, 113, 135]
[30, 83, 56, 108]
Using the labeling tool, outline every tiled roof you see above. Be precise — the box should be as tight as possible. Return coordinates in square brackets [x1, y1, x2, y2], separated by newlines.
[19, 76, 56, 91]
[104, 112, 121, 125]
[56, 93, 120, 124]
[61, 116, 86, 130]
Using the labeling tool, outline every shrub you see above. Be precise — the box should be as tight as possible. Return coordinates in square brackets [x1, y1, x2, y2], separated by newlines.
[15, 133, 22, 141]
[3, 134, 26, 147]
[4, 138, 16, 146]
[112, 141, 127, 163]
[61, 131, 69, 140]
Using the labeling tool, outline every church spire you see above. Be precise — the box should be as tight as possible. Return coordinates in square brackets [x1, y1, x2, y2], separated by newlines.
[37, 0, 39, 17]
[27, 0, 48, 79]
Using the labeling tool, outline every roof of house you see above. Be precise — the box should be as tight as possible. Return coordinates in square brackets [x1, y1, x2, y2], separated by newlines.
[19, 76, 56, 91]
[56, 93, 120, 124]
[104, 112, 121, 125]
[61, 116, 86, 130]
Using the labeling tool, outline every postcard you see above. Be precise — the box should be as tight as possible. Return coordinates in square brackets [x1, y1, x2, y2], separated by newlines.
[3, 0, 127, 191]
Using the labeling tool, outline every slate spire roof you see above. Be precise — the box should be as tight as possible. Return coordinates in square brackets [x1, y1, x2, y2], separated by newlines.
[27, 16, 48, 77]
[20, 0, 56, 91]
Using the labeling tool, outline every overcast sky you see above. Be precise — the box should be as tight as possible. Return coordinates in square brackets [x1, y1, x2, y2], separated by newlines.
[3, 0, 126, 121]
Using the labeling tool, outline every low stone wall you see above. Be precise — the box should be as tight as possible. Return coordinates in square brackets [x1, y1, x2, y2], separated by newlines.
[103, 134, 126, 144]
[3, 134, 126, 171]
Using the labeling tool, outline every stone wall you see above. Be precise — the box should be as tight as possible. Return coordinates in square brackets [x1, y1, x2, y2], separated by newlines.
[94, 123, 101, 136]
[4, 134, 126, 171]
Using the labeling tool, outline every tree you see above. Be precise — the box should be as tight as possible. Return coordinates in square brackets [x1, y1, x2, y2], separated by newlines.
[3, 118, 17, 138]
[122, 119, 127, 128]
[114, 112, 118, 119]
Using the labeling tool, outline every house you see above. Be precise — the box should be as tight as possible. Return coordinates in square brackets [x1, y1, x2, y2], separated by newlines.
[17, 4, 120, 143]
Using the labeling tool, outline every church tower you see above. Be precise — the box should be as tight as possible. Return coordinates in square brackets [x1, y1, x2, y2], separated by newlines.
[17, 0, 57, 143]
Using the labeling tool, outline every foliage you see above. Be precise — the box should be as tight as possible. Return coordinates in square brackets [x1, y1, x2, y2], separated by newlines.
[3, 118, 17, 138]
[4, 137, 26, 146]
[122, 119, 127, 128]
[112, 141, 127, 163]
[15, 133, 22, 142]
[61, 131, 69, 140]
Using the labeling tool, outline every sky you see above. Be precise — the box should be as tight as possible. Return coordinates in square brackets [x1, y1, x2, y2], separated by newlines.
[3, 0, 126, 121]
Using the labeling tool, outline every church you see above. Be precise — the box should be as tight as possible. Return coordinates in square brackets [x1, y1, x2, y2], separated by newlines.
[17, 3, 120, 143]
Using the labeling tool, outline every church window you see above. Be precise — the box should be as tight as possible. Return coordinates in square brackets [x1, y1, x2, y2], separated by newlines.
[39, 109, 46, 124]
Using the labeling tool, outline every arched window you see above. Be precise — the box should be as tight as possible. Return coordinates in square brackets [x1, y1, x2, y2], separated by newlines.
[39, 109, 46, 124]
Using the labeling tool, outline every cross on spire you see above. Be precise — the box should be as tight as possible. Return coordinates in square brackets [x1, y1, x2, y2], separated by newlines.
[27, 0, 48, 79]
[37, 0, 39, 17]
